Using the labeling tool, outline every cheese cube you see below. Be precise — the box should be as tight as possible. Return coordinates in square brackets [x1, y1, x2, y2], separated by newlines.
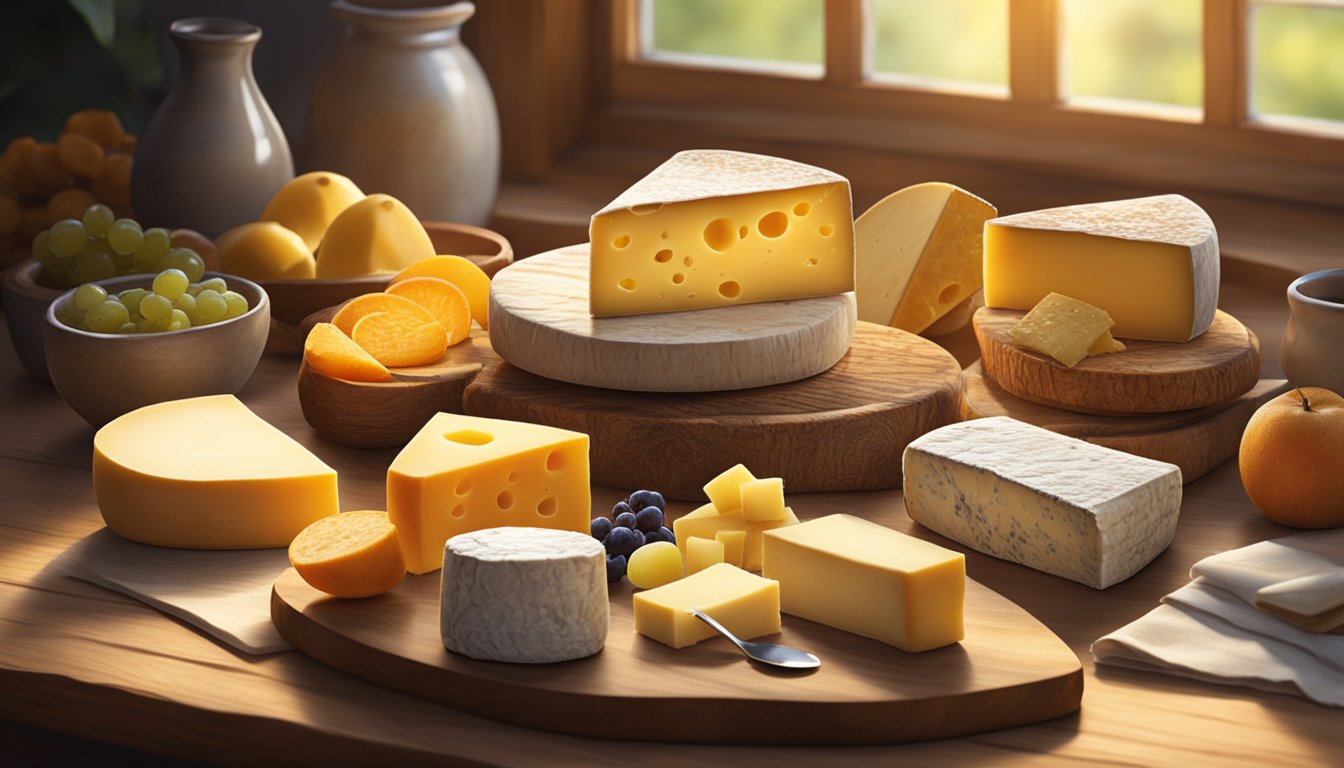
[703, 463, 756, 514]
[632, 563, 781, 649]
[762, 514, 965, 652]
[387, 413, 590, 574]
[902, 417, 1182, 589]
[589, 150, 855, 317]
[686, 536, 725, 574]
[715, 530, 747, 568]
[1009, 292, 1116, 368]
[674, 503, 800, 571]
[856, 182, 996, 334]
[740, 477, 786, 523]
[93, 395, 338, 549]
[983, 194, 1219, 342]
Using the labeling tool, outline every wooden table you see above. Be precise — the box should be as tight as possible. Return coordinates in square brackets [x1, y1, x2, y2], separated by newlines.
[1, 268, 1339, 767]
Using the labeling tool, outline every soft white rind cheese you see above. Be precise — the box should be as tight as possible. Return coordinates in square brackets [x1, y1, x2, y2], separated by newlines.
[440, 527, 609, 663]
[901, 417, 1182, 589]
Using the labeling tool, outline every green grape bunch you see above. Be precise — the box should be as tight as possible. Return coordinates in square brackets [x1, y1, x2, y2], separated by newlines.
[34, 203, 207, 289]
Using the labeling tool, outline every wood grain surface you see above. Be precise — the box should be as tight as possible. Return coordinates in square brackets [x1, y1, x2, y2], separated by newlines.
[959, 363, 1290, 484]
[271, 568, 1083, 745]
[973, 307, 1261, 414]
[487, 244, 858, 392]
[463, 321, 961, 499]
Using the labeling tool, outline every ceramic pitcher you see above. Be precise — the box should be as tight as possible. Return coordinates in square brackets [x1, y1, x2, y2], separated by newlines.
[304, 0, 500, 226]
[132, 18, 294, 238]
[1281, 268, 1344, 395]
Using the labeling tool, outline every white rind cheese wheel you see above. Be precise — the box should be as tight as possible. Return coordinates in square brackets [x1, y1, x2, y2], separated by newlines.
[440, 527, 609, 663]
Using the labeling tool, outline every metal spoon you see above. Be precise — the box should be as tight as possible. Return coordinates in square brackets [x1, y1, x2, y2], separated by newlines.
[691, 609, 820, 670]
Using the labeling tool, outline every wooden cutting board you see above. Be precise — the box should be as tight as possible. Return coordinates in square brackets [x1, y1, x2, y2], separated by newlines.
[974, 307, 1261, 414]
[487, 244, 858, 392]
[271, 568, 1082, 745]
[462, 321, 961, 499]
[960, 362, 1290, 483]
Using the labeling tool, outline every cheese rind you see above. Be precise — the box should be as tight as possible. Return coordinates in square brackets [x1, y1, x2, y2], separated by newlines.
[674, 503, 799, 572]
[902, 417, 1182, 589]
[1009, 292, 1116, 368]
[762, 514, 965, 652]
[632, 562, 781, 649]
[440, 527, 608, 663]
[93, 395, 338, 549]
[387, 413, 590, 574]
[984, 195, 1218, 341]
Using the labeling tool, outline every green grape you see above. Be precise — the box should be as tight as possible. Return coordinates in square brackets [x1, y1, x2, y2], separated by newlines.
[31, 230, 51, 261]
[140, 293, 173, 323]
[107, 218, 145, 256]
[82, 204, 115, 238]
[167, 308, 191, 331]
[158, 247, 205, 283]
[85, 299, 131, 333]
[196, 291, 228, 324]
[152, 268, 189, 300]
[73, 251, 116, 283]
[55, 298, 86, 328]
[137, 318, 158, 333]
[198, 277, 227, 294]
[174, 292, 203, 325]
[137, 228, 172, 265]
[118, 321, 137, 334]
[118, 288, 149, 316]
[185, 283, 203, 296]
[73, 283, 108, 311]
[221, 290, 249, 319]
[49, 219, 88, 258]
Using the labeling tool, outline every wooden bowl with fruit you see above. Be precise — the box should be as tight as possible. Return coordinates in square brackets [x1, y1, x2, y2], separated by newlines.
[43, 269, 269, 427]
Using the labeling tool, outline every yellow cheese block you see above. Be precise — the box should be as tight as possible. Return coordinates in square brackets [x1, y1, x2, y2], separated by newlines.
[762, 514, 965, 652]
[632, 562, 781, 649]
[92, 395, 338, 549]
[740, 477, 786, 523]
[589, 150, 854, 317]
[856, 182, 996, 334]
[1009, 292, 1117, 368]
[686, 536, 725, 574]
[715, 530, 746, 568]
[315, 194, 435, 279]
[387, 413, 590, 574]
[703, 462, 755, 514]
[984, 195, 1219, 341]
[673, 503, 799, 572]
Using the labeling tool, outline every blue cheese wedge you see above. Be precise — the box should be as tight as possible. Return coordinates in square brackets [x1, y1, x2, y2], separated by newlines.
[902, 417, 1181, 589]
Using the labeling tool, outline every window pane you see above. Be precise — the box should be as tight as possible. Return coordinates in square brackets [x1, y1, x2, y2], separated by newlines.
[1251, 2, 1344, 122]
[871, 0, 1008, 87]
[1064, 0, 1202, 108]
[647, 0, 824, 72]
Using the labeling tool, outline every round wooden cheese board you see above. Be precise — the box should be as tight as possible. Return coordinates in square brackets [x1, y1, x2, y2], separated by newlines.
[973, 307, 1261, 415]
[271, 567, 1082, 745]
[462, 321, 961, 499]
[487, 244, 858, 392]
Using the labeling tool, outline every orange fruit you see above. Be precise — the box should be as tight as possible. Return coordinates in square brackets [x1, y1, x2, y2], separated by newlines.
[390, 254, 492, 329]
[350, 311, 448, 367]
[1238, 387, 1344, 528]
[330, 291, 435, 336]
[303, 322, 393, 383]
[385, 276, 472, 346]
[289, 511, 406, 598]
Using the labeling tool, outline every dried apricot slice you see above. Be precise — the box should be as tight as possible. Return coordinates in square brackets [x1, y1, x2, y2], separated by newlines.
[384, 276, 471, 346]
[390, 254, 492, 329]
[303, 322, 393, 382]
[289, 511, 406, 598]
[350, 311, 448, 367]
[330, 291, 436, 336]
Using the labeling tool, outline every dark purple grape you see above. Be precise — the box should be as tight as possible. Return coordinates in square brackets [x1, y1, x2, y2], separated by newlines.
[604, 526, 640, 557]
[629, 528, 646, 550]
[611, 500, 634, 518]
[614, 511, 637, 529]
[606, 554, 627, 584]
[628, 490, 666, 512]
[634, 506, 664, 532]
[590, 516, 613, 541]
[649, 526, 675, 545]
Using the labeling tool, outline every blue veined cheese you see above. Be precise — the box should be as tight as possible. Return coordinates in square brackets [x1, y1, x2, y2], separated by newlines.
[901, 416, 1181, 589]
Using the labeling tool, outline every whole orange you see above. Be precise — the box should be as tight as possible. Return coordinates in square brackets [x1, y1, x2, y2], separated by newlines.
[1238, 387, 1344, 528]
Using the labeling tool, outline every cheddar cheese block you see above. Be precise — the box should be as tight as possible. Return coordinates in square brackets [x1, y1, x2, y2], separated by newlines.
[762, 514, 965, 652]
[387, 413, 590, 574]
[93, 395, 338, 549]
[984, 195, 1219, 341]
[589, 150, 855, 317]
[856, 182, 996, 334]
[674, 503, 799, 572]
[632, 562, 781, 649]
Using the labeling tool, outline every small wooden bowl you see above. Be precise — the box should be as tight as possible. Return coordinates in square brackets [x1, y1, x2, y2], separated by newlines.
[2, 259, 64, 381]
[43, 272, 270, 427]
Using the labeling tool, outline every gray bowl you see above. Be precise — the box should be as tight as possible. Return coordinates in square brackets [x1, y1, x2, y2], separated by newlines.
[43, 272, 270, 426]
[2, 259, 62, 381]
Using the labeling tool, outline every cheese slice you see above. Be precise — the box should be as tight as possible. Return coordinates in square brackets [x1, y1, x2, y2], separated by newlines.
[674, 503, 800, 572]
[856, 182, 996, 334]
[1009, 292, 1117, 368]
[762, 514, 964, 652]
[589, 150, 854, 317]
[902, 417, 1182, 589]
[984, 195, 1219, 341]
[93, 395, 338, 549]
[387, 413, 590, 574]
[632, 562, 781, 649]
[440, 527, 608, 663]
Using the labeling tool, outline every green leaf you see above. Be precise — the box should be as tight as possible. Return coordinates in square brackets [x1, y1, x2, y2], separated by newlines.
[68, 0, 115, 47]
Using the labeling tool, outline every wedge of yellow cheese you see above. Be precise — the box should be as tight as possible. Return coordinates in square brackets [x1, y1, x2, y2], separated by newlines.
[632, 562, 781, 649]
[387, 413, 590, 574]
[984, 195, 1219, 341]
[589, 150, 854, 317]
[856, 182, 996, 334]
[1009, 292, 1121, 368]
[93, 395, 338, 549]
[762, 514, 965, 652]
[673, 503, 799, 572]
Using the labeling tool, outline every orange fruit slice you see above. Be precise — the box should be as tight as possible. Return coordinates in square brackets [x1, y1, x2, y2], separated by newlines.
[390, 254, 492, 329]
[385, 276, 472, 346]
[303, 322, 393, 382]
[289, 511, 406, 598]
[330, 291, 436, 336]
[351, 311, 448, 367]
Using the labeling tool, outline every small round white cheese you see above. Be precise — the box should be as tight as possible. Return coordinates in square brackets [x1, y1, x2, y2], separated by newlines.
[440, 526, 609, 663]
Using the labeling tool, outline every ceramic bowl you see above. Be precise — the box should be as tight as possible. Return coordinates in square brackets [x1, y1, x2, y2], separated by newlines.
[43, 272, 270, 427]
[2, 259, 64, 381]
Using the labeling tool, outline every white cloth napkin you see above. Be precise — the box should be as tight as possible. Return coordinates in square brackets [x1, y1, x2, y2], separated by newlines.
[43, 528, 293, 654]
[1092, 528, 1344, 707]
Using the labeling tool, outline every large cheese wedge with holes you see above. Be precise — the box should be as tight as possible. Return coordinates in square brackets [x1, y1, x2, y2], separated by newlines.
[903, 417, 1182, 589]
[983, 194, 1219, 341]
[856, 182, 996, 334]
[93, 395, 338, 549]
[588, 150, 854, 317]
[387, 413, 590, 574]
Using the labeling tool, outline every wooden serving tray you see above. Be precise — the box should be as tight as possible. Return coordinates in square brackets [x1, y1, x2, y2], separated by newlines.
[974, 307, 1261, 415]
[271, 568, 1082, 745]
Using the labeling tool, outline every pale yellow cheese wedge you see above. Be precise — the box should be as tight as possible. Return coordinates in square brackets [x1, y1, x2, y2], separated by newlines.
[1009, 292, 1117, 368]
[632, 563, 781, 649]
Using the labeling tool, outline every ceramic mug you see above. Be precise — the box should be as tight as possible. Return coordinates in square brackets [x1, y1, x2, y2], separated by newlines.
[1281, 268, 1344, 395]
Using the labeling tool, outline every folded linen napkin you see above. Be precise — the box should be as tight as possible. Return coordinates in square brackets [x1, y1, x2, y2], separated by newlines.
[43, 528, 293, 654]
[1092, 528, 1344, 707]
